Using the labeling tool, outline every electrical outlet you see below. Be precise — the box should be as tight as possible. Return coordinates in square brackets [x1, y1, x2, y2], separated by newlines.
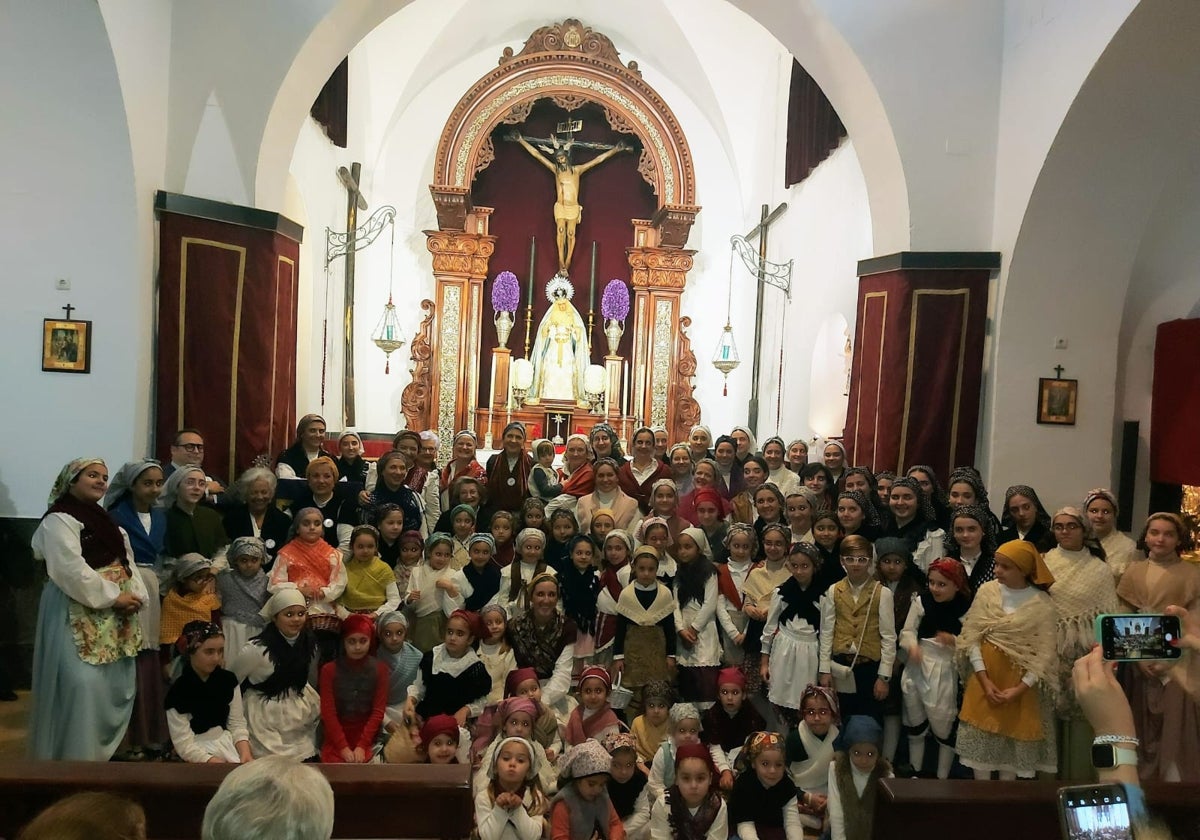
[1054, 337, 1067, 350]
[56, 277, 70, 291]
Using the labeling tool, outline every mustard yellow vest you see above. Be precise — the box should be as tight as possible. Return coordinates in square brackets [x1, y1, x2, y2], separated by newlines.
[830, 579, 882, 662]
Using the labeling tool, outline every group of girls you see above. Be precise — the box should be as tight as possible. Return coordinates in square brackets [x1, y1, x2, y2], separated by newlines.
[29, 427, 1200, 838]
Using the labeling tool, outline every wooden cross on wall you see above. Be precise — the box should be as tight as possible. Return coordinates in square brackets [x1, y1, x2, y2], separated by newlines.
[337, 162, 368, 427]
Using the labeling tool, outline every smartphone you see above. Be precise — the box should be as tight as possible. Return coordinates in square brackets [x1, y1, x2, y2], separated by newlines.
[1058, 784, 1133, 840]
[1095, 613, 1183, 662]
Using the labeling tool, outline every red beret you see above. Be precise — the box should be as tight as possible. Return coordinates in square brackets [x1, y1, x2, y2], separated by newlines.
[419, 714, 461, 747]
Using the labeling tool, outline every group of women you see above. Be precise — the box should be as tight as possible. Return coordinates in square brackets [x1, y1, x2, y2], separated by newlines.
[26, 417, 1199, 801]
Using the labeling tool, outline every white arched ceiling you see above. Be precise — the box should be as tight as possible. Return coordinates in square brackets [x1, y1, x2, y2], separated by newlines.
[984, 0, 1200, 512]
[247, 0, 912, 251]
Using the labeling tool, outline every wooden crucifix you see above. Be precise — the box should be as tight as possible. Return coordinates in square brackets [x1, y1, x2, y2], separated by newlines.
[337, 163, 368, 427]
[744, 202, 788, 433]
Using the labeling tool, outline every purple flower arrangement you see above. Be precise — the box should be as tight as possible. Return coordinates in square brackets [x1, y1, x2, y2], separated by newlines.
[491, 271, 520, 313]
[600, 279, 630, 321]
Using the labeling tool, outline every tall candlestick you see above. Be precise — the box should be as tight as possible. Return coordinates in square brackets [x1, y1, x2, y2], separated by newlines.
[589, 242, 597, 311]
[528, 237, 536, 299]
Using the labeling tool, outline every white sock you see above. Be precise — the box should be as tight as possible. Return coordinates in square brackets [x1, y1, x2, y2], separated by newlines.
[907, 735, 926, 772]
[936, 744, 955, 779]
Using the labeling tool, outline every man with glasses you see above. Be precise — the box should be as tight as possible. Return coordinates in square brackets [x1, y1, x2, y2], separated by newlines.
[166, 428, 227, 504]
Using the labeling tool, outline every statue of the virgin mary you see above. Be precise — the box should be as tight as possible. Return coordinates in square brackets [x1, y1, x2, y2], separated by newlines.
[527, 275, 590, 405]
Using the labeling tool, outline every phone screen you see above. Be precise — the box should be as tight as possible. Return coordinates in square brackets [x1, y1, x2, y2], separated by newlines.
[1100, 614, 1182, 661]
[1060, 787, 1132, 840]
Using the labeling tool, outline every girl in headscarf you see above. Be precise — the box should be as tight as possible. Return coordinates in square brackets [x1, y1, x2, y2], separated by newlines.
[451, 532, 503, 612]
[558, 535, 601, 674]
[728, 731, 800, 840]
[376, 610, 421, 723]
[215, 536, 269, 661]
[673, 528, 722, 704]
[404, 533, 457, 652]
[1082, 488, 1139, 580]
[318, 613, 389, 763]
[1042, 506, 1120, 779]
[550, 739, 624, 840]
[595, 530, 635, 668]
[687, 425, 714, 463]
[821, 440, 847, 486]
[164, 620, 252, 763]
[228, 587, 321, 760]
[716, 524, 758, 668]
[785, 439, 809, 474]
[268, 507, 347, 662]
[729, 427, 757, 463]
[666, 443, 695, 497]
[760, 542, 823, 728]
[751, 482, 788, 543]
[786, 685, 841, 830]
[498, 528, 556, 621]
[955, 540, 1058, 779]
[30, 457, 147, 761]
[998, 484, 1054, 552]
[712, 436, 743, 499]
[476, 736, 549, 840]
[945, 504, 997, 592]
[274, 413, 328, 479]
[105, 459, 168, 758]
[946, 468, 1001, 534]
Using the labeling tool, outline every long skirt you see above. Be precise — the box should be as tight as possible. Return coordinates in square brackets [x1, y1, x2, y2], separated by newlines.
[243, 686, 321, 760]
[29, 583, 136, 760]
[128, 567, 168, 746]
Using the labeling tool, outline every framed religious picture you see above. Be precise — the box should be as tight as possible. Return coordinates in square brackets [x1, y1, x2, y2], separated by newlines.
[41, 318, 92, 374]
[1037, 377, 1077, 425]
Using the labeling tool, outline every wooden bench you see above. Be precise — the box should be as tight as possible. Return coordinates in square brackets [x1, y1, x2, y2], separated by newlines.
[0, 761, 473, 840]
[874, 779, 1200, 840]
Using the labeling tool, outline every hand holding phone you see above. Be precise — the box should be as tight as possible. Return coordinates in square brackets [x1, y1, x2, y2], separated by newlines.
[1095, 613, 1183, 662]
[1058, 784, 1133, 840]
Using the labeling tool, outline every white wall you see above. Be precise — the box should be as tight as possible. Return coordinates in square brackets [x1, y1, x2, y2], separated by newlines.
[0, 2, 144, 517]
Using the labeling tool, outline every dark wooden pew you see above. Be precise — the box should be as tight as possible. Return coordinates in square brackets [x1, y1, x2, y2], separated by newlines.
[0, 760, 473, 840]
[875, 779, 1200, 840]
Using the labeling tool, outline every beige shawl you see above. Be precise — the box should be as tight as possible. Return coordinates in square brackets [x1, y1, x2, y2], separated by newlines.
[956, 580, 1058, 697]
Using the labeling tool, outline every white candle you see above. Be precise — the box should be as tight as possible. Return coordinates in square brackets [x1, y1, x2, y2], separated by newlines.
[622, 361, 630, 417]
[489, 355, 498, 408]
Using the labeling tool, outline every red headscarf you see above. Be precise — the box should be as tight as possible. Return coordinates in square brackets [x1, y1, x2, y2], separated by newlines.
[928, 557, 971, 597]
[692, 486, 729, 518]
[341, 613, 378, 654]
[675, 742, 718, 777]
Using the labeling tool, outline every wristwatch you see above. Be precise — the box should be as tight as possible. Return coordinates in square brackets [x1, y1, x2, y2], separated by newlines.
[1091, 741, 1138, 769]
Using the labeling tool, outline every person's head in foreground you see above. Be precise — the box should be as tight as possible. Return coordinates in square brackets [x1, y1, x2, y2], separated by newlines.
[201, 755, 335, 840]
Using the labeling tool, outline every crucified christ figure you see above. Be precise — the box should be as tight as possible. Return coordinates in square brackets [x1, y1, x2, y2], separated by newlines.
[506, 129, 633, 276]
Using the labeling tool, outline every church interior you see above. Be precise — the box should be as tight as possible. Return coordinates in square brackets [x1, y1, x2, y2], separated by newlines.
[1, 0, 1200, 833]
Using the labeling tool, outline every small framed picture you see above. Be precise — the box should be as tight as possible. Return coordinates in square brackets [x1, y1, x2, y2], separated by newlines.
[42, 319, 92, 374]
[1037, 377, 1077, 425]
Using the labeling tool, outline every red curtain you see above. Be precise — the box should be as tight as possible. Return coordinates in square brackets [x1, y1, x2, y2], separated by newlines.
[843, 264, 990, 478]
[470, 100, 658, 409]
[156, 201, 301, 483]
[1151, 319, 1200, 485]
[784, 59, 847, 188]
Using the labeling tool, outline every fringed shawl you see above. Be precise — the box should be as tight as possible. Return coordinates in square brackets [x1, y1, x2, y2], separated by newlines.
[956, 580, 1057, 696]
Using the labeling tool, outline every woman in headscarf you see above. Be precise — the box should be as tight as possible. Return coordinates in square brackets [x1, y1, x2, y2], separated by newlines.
[619, 427, 672, 514]
[785, 439, 809, 474]
[368, 451, 422, 535]
[651, 426, 670, 463]
[730, 455, 769, 525]
[334, 431, 369, 485]
[434, 475, 490, 534]
[440, 430, 488, 510]
[1042, 506, 1119, 779]
[222, 465, 291, 568]
[760, 436, 800, 496]
[545, 434, 594, 518]
[821, 440, 847, 487]
[589, 422, 625, 462]
[1082, 488, 1139, 581]
[30, 458, 147, 760]
[882, 476, 945, 573]
[666, 442, 695, 497]
[487, 421, 534, 515]
[105, 459, 168, 758]
[507, 573, 578, 716]
[712, 435, 743, 499]
[842, 467, 889, 524]
[578, 458, 641, 534]
[998, 485, 1054, 552]
[414, 431, 444, 533]
[687, 425, 714, 464]
[729, 427, 757, 464]
[678, 459, 724, 525]
[835, 489, 884, 543]
[906, 465, 952, 533]
[274, 413, 328, 480]
[163, 464, 229, 562]
[945, 468, 1001, 534]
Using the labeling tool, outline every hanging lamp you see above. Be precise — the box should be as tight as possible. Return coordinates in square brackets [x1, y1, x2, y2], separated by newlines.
[370, 219, 405, 373]
[711, 247, 741, 395]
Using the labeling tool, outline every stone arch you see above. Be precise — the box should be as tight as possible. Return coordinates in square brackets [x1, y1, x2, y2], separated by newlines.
[429, 19, 698, 244]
